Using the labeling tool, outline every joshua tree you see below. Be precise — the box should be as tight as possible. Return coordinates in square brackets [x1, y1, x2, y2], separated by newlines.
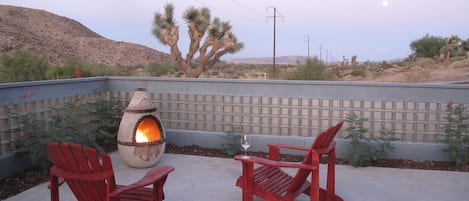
[444, 35, 461, 60]
[152, 4, 244, 78]
[351, 55, 357, 66]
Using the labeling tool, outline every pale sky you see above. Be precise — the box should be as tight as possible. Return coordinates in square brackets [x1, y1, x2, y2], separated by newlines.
[2, 0, 469, 62]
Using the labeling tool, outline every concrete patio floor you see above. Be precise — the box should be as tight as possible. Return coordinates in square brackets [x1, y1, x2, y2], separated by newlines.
[5, 153, 469, 201]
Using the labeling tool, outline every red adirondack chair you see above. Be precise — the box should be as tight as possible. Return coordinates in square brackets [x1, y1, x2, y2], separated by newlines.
[47, 142, 174, 201]
[235, 121, 344, 201]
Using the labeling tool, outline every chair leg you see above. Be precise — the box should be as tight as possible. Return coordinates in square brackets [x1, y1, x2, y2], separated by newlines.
[310, 169, 319, 201]
[326, 149, 336, 200]
[153, 176, 167, 201]
[50, 174, 59, 201]
[241, 162, 254, 201]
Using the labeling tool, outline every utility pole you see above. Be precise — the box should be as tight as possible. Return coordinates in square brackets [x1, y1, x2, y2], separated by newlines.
[304, 35, 313, 58]
[319, 45, 323, 63]
[325, 49, 328, 65]
[267, 6, 283, 79]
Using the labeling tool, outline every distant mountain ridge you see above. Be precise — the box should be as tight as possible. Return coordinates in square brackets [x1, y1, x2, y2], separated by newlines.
[227, 55, 309, 65]
[0, 5, 171, 66]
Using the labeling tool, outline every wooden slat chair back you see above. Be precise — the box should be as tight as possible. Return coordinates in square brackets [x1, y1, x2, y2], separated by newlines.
[235, 121, 344, 201]
[288, 122, 343, 192]
[47, 142, 174, 201]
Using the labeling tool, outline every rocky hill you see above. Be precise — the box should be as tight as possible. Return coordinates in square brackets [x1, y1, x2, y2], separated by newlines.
[0, 5, 171, 66]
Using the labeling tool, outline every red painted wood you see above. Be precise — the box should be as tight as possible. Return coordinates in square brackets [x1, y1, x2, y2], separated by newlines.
[235, 121, 344, 201]
[47, 143, 174, 201]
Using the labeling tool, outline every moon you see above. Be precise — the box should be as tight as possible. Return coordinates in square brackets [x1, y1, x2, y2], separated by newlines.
[382, 0, 389, 7]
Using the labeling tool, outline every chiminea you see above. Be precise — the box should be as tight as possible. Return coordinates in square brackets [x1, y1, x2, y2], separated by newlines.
[117, 88, 166, 168]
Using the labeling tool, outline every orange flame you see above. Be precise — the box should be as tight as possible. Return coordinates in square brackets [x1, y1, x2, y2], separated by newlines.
[135, 129, 149, 143]
[135, 117, 161, 143]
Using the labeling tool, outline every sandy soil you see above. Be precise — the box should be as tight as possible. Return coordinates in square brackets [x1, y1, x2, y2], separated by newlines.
[346, 59, 469, 83]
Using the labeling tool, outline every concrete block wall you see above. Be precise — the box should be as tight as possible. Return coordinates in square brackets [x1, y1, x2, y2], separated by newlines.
[0, 76, 468, 179]
[107, 77, 469, 143]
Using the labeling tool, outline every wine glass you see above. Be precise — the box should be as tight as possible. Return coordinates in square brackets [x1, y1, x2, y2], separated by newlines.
[240, 134, 250, 159]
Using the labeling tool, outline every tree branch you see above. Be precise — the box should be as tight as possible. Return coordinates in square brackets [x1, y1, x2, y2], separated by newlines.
[186, 23, 203, 67]
[199, 36, 213, 58]
[163, 26, 189, 74]
[207, 48, 232, 68]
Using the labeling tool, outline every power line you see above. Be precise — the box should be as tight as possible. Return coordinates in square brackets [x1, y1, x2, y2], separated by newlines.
[195, 0, 257, 22]
[305, 37, 337, 65]
[231, 0, 264, 17]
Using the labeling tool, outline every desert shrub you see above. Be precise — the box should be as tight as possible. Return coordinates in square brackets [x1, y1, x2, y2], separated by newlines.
[39, 56, 124, 78]
[45, 57, 92, 79]
[144, 61, 179, 76]
[175, 72, 185, 77]
[85, 64, 122, 76]
[10, 92, 123, 169]
[88, 92, 126, 151]
[209, 62, 229, 75]
[343, 112, 396, 167]
[441, 102, 469, 166]
[415, 57, 436, 66]
[221, 127, 242, 157]
[410, 34, 445, 58]
[350, 68, 366, 77]
[328, 66, 343, 80]
[245, 64, 257, 70]
[285, 57, 329, 80]
[0, 50, 48, 83]
[450, 56, 467, 62]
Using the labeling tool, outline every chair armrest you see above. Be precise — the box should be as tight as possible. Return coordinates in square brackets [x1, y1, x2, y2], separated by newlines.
[268, 144, 310, 151]
[267, 141, 337, 160]
[110, 165, 175, 196]
[267, 144, 309, 161]
[234, 155, 318, 170]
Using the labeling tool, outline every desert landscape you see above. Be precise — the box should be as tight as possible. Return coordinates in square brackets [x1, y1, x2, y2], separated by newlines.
[1, 5, 468, 83]
[0, 3, 468, 200]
